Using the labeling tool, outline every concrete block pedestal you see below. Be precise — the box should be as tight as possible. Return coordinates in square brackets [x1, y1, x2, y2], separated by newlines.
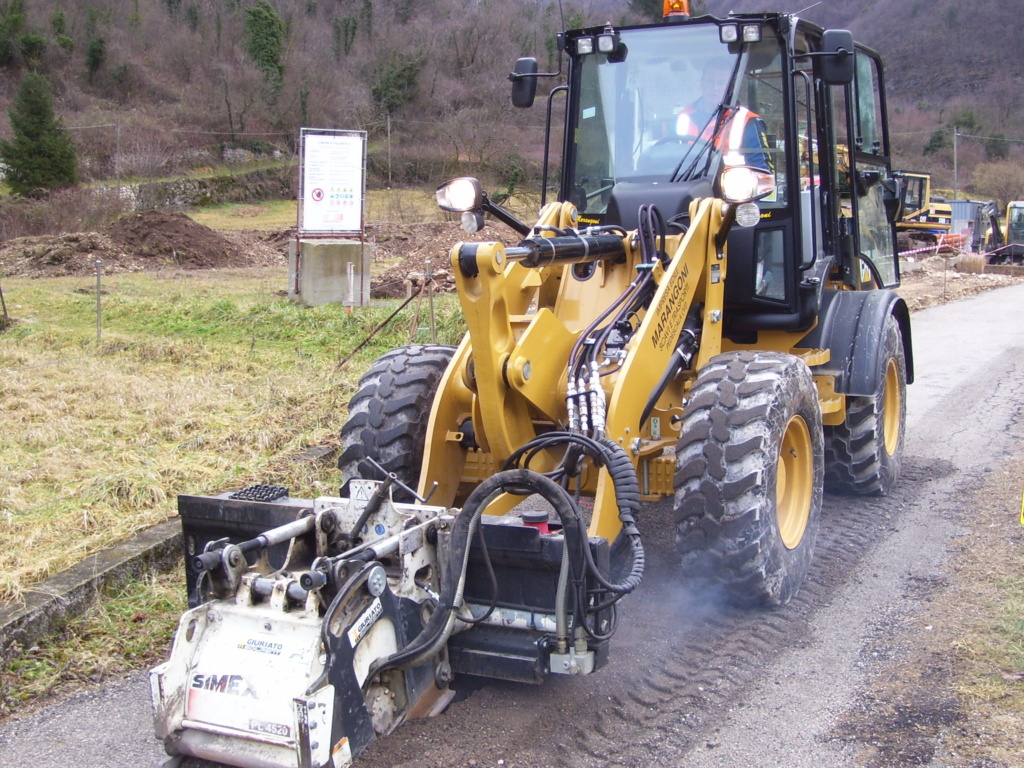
[287, 238, 372, 306]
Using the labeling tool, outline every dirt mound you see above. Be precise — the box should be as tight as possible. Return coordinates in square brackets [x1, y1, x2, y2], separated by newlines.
[103, 211, 244, 268]
[366, 221, 522, 298]
[896, 254, 1023, 311]
[0, 232, 123, 277]
[0, 211, 283, 278]
[3, 212, 1022, 314]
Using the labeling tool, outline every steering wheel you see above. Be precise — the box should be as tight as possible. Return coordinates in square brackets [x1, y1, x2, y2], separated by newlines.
[636, 135, 712, 175]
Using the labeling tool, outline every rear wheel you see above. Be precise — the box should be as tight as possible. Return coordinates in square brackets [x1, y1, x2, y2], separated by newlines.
[339, 344, 456, 500]
[674, 352, 824, 606]
[824, 314, 906, 496]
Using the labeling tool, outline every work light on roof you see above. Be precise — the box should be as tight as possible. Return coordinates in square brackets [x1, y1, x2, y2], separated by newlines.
[597, 27, 620, 54]
[742, 24, 762, 43]
[576, 36, 595, 55]
[719, 24, 738, 44]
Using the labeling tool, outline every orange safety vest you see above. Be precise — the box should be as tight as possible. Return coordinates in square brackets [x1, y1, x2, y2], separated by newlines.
[676, 104, 759, 167]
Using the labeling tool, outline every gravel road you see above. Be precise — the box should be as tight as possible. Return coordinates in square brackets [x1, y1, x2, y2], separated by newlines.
[2, 283, 1023, 768]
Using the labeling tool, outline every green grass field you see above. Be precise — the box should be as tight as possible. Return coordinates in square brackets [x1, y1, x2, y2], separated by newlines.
[0, 266, 464, 601]
[186, 190, 445, 230]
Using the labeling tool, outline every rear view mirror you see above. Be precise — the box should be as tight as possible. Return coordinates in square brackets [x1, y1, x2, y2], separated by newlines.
[820, 29, 854, 85]
[510, 57, 539, 108]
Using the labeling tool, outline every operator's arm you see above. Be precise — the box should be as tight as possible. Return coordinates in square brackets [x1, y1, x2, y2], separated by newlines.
[742, 116, 773, 173]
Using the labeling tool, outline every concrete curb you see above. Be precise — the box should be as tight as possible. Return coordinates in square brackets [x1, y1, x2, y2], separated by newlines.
[0, 519, 183, 660]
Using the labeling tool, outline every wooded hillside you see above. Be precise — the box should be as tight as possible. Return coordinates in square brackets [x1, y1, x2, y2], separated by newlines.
[1, 0, 1021, 201]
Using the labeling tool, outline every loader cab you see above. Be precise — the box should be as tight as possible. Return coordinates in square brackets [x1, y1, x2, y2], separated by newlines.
[895, 171, 938, 222]
[1006, 201, 1024, 248]
[557, 15, 900, 334]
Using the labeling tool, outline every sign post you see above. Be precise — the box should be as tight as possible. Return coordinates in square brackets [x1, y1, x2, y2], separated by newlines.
[291, 129, 370, 306]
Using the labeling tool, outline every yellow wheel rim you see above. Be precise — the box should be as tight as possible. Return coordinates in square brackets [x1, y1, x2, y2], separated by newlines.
[777, 415, 813, 550]
[881, 358, 901, 456]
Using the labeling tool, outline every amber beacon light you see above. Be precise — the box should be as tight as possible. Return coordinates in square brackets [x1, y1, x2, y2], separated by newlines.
[663, 0, 691, 18]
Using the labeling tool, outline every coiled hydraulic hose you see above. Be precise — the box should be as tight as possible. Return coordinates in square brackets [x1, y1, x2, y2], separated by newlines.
[367, 436, 645, 680]
[366, 469, 583, 679]
[504, 434, 645, 597]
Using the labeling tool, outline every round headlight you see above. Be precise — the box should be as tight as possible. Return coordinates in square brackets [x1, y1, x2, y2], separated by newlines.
[721, 167, 760, 202]
[436, 177, 484, 212]
[720, 166, 776, 204]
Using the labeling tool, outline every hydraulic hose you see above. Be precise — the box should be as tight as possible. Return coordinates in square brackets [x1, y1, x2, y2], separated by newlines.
[367, 469, 582, 678]
[504, 434, 645, 596]
[588, 437, 644, 595]
[366, 497, 482, 677]
[554, 534, 572, 650]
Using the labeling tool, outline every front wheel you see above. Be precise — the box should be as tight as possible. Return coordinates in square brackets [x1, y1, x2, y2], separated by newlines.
[824, 314, 906, 496]
[338, 344, 456, 501]
[674, 352, 824, 607]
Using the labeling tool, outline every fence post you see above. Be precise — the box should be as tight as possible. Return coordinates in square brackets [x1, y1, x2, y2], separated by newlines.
[95, 259, 102, 344]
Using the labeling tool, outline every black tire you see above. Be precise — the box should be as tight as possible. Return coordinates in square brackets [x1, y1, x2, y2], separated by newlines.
[338, 344, 456, 501]
[824, 314, 906, 496]
[674, 351, 824, 607]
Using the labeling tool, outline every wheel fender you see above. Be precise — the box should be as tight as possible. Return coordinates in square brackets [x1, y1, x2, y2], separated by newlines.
[799, 289, 913, 396]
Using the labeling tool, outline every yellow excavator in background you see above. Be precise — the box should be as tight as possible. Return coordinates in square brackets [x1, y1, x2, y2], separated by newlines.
[980, 200, 1024, 264]
[893, 170, 952, 251]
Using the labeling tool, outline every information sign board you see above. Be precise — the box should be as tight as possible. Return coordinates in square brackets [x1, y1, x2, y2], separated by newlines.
[298, 129, 366, 236]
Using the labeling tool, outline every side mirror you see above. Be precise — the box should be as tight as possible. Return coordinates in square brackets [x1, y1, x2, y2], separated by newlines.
[855, 169, 881, 197]
[819, 29, 854, 86]
[880, 176, 903, 223]
[510, 57, 539, 108]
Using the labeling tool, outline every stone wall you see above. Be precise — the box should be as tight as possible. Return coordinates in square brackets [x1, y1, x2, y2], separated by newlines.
[126, 164, 297, 212]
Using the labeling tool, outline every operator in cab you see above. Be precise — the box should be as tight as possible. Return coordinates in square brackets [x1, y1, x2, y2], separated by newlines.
[676, 57, 773, 173]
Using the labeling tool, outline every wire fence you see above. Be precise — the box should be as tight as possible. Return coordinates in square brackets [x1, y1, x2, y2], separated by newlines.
[1, 273, 442, 521]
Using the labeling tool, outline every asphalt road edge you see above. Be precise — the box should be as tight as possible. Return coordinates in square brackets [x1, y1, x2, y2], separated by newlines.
[0, 519, 183, 663]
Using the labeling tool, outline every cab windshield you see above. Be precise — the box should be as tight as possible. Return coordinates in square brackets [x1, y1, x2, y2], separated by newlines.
[1007, 203, 1024, 243]
[567, 24, 787, 217]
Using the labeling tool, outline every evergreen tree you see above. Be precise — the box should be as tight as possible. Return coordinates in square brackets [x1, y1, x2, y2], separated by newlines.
[86, 37, 106, 82]
[244, 0, 286, 90]
[0, 0, 27, 67]
[0, 72, 78, 197]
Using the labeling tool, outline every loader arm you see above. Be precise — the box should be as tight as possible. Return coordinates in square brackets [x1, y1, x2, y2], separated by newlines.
[594, 197, 725, 540]
[419, 197, 728, 540]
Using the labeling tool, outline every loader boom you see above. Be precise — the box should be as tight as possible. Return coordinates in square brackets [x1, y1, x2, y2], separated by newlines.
[419, 196, 732, 541]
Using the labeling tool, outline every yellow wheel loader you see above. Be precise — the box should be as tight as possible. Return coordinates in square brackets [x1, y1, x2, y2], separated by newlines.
[152, 6, 912, 768]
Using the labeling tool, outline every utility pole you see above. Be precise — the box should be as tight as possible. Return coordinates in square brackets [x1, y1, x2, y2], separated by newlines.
[953, 127, 959, 200]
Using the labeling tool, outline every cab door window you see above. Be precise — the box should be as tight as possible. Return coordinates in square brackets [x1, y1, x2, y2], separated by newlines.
[852, 52, 897, 287]
[830, 51, 896, 289]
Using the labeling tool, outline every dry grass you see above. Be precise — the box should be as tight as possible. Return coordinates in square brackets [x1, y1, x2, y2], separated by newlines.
[0, 266, 465, 602]
[0, 569, 186, 715]
[188, 200, 298, 231]
[941, 463, 1024, 762]
[185, 191, 440, 231]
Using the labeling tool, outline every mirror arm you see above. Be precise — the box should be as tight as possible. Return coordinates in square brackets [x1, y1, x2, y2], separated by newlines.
[481, 195, 531, 237]
[793, 47, 851, 62]
[541, 85, 569, 208]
